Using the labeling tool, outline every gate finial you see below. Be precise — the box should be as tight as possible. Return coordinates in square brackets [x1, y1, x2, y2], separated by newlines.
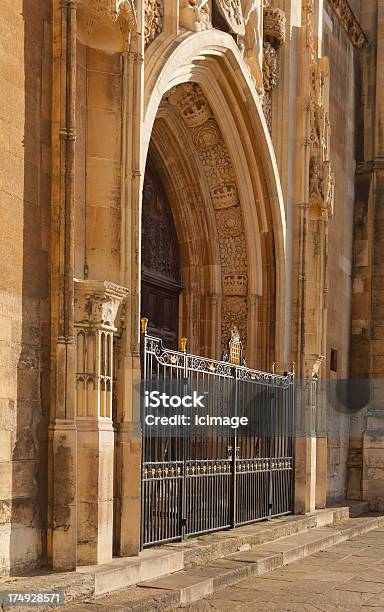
[228, 326, 243, 365]
[180, 337, 187, 352]
[141, 317, 148, 334]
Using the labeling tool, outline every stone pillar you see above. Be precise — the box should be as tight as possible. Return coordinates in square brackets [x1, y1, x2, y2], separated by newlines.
[362, 381, 384, 511]
[74, 280, 128, 565]
[49, 0, 78, 571]
[315, 376, 327, 509]
[294, 378, 317, 514]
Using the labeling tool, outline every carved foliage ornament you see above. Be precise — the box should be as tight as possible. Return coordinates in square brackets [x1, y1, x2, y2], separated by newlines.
[74, 280, 129, 330]
[144, 0, 163, 46]
[327, 0, 368, 49]
[263, 42, 278, 93]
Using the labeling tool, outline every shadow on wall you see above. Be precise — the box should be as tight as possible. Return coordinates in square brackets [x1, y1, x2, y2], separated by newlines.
[8, 1, 51, 575]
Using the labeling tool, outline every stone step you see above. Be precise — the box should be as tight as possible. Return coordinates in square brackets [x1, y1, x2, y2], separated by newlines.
[76, 548, 185, 597]
[61, 513, 384, 611]
[78, 508, 346, 596]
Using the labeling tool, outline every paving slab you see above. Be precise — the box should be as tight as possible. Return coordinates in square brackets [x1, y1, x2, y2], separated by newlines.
[4, 507, 381, 611]
[184, 524, 384, 612]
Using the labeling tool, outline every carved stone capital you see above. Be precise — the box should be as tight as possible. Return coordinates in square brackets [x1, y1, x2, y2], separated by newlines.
[74, 279, 129, 330]
[77, 0, 137, 52]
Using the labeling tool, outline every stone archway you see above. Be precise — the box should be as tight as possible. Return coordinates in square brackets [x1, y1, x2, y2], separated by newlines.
[145, 83, 250, 359]
[142, 30, 288, 370]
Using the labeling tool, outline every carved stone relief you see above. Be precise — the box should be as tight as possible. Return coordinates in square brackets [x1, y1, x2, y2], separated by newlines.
[214, 0, 245, 35]
[144, 0, 163, 46]
[166, 83, 249, 346]
[179, 0, 211, 31]
[306, 6, 335, 220]
[327, 0, 368, 49]
[261, 3, 286, 131]
[239, 0, 264, 92]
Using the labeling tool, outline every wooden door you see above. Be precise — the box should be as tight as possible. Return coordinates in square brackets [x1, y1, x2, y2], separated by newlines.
[141, 164, 182, 350]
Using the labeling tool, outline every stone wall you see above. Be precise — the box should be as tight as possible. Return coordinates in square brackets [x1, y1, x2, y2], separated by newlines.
[323, 0, 359, 501]
[75, 43, 122, 283]
[0, 0, 51, 574]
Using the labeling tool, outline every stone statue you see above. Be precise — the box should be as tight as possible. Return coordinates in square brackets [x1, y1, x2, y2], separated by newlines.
[179, 0, 211, 31]
[239, 0, 263, 91]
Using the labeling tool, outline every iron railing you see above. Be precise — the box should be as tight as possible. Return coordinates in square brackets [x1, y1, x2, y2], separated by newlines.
[140, 326, 294, 548]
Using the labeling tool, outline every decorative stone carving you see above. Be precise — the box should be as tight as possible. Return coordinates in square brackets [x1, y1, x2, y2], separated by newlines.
[166, 83, 248, 346]
[239, 0, 264, 92]
[77, 0, 137, 52]
[74, 280, 129, 419]
[216, 207, 244, 236]
[213, 0, 267, 93]
[220, 235, 247, 273]
[262, 41, 278, 129]
[214, 0, 245, 35]
[311, 355, 325, 379]
[309, 156, 334, 217]
[74, 280, 129, 329]
[263, 42, 279, 92]
[261, 3, 286, 130]
[327, 0, 368, 49]
[222, 296, 247, 344]
[211, 183, 239, 209]
[308, 48, 335, 218]
[179, 0, 211, 31]
[192, 120, 221, 149]
[144, 0, 163, 47]
[223, 274, 248, 296]
[263, 5, 286, 47]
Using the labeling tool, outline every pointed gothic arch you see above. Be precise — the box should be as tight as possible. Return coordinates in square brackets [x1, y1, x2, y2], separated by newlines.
[141, 30, 287, 369]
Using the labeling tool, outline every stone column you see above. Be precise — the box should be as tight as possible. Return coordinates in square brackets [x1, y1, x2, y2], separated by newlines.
[74, 280, 128, 565]
[294, 376, 317, 514]
[292, 2, 333, 514]
[115, 6, 145, 553]
[49, 0, 78, 571]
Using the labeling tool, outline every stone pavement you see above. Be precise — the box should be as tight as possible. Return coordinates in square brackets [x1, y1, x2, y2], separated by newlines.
[184, 526, 384, 611]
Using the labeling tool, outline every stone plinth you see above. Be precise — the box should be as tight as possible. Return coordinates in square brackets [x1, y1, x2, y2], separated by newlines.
[75, 280, 128, 565]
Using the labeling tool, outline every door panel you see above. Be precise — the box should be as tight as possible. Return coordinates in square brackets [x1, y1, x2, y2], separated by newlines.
[141, 281, 179, 349]
[141, 163, 182, 349]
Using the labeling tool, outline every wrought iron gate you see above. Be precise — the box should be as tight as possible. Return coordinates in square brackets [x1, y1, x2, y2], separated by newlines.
[140, 324, 294, 548]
